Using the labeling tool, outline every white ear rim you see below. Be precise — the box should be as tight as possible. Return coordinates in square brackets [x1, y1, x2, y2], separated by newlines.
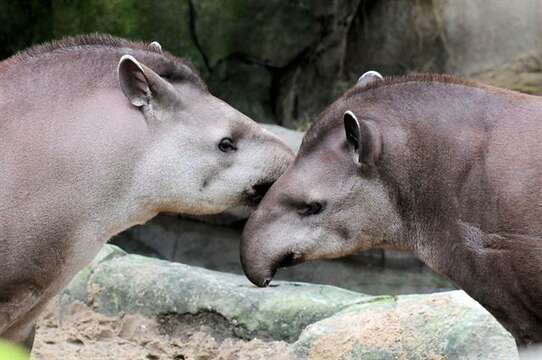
[149, 41, 162, 53]
[344, 110, 358, 122]
[357, 70, 383, 84]
[117, 55, 151, 108]
[118, 54, 145, 74]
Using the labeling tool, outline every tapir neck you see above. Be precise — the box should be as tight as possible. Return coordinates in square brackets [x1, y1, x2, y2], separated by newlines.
[384, 82, 494, 297]
[387, 84, 542, 344]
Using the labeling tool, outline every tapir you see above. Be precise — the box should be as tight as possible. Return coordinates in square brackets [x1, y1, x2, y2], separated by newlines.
[0, 34, 293, 349]
[241, 71, 542, 345]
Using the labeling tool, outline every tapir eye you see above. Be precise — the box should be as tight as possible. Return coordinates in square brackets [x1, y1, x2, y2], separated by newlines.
[298, 201, 324, 217]
[218, 137, 237, 153]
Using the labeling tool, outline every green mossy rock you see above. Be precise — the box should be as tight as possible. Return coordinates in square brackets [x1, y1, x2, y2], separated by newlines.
[61, 244, 127, 305]
[84, 251, 368, 341]
[62, 245, 518, 359]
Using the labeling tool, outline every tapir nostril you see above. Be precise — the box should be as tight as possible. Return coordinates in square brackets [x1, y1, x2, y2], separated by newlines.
[277, 251, 303, 269]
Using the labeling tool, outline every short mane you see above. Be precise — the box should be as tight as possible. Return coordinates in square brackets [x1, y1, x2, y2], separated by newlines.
[11, 33, 162, 60]
[302, 73, 495, 151]
[2, 33, 205, 88]
[347, 73, 490, 97]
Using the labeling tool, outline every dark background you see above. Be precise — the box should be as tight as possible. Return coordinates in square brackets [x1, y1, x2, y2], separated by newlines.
[2, 0, 541, 130]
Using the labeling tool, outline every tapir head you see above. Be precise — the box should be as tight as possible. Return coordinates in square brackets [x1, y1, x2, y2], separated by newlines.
[117, 51, 293, 215]
[241, 72, 404, 287]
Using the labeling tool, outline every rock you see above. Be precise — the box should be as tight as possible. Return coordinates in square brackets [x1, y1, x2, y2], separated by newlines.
[192, 0, 322, 69]
[3, 1, 542, 127]
[190, 0, 343, 124]
[0, 0, 363, 127]
[72, 247, 368, 342]
[346, 0, 542, 92]
[63, 245, 518, 359]
[208, 59, 275, 123]
[345, 0, 446, 77]
[470, 54, 542, 95]
[439, 0, 541, 76]
[292, 291, 518, 360]
[61, 244, 126, 304]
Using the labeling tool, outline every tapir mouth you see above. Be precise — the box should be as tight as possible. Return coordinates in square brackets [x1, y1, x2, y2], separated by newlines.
[276, 251, 305, 269]
[241, 249, 306, 288]
[258, 251, 305, 288]
[244, 181, 274, 206]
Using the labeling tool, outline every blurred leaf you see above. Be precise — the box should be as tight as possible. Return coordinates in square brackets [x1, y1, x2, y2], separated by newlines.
[0, 340, 29, 360]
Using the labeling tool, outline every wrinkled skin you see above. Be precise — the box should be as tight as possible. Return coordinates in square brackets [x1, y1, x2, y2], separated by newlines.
[0, 35, 293, 349]
[241, 74, 542, 345]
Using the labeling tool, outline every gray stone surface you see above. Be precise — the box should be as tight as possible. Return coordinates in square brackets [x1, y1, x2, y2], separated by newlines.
[346, 0, 542, 94]
[63, 245, 518, 359]
[64, 245, 370, 342]
[293, 291, 518, 360]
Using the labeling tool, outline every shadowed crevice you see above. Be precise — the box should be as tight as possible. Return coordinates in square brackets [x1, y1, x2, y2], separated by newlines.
[187, 0, 211, 73]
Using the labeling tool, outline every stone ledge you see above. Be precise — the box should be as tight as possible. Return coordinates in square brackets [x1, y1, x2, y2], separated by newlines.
[62, 245, 518, 359]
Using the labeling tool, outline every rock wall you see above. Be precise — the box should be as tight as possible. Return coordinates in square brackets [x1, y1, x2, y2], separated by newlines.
[348, 0, 542, 94]
[1, 0, 541, 128]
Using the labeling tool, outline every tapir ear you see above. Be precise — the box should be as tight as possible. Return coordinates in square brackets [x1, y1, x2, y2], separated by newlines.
[357, 70, 383, 87]
[117, 55, 175, 109]
[149, 41, 162, 53]
[344, 110, 382, 167]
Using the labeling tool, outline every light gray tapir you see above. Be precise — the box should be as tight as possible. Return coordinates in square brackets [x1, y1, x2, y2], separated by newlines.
[241, 71, 542, 346]
[0, 34, 293, 349]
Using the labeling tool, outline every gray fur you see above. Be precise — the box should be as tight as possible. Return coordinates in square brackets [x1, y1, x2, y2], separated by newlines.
[0, 34, 293, 349]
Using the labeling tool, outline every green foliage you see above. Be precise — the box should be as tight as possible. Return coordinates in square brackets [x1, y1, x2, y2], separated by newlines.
[0, 340, 29, 360]
[0, 0, 205, 72]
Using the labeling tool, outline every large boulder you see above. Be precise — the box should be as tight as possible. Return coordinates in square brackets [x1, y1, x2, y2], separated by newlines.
[62, 245, 373, 342]
[62, 245, 519, 359]
[293, 291, 517, 359]
[0, 0, 363, 127]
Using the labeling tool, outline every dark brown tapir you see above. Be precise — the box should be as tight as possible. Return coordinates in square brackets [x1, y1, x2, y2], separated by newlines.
[0, 35, 293, 349]
[241, 71, 542, 346]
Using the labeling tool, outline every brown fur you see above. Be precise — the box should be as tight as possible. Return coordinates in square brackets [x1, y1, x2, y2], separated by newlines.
[242, 74, 542, 346]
